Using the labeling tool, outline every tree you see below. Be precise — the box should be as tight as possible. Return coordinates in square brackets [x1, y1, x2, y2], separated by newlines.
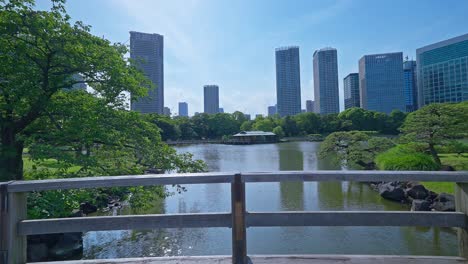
[294, 112, 320, 134]
[319, 131, 394, 169]
[0, 0, 178, 181]
[147, 114, 180, 141]
[281, 116, 300, 136]
[253, 118, 274, 132]
[240, 121, 253, 131]
[400, 102, 468, 166]
[272, 126, 285, 138]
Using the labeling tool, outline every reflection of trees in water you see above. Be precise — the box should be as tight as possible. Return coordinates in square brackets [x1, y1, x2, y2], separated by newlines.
[317, 182, 344, 210]
[83, 196, 209, 259]
[278, 145, 303, 171]
[83, 228, 183, 259]
[202, 147, 221, 171]
[400, 226, 457, 256]
[278, 145, 304, 210]
[280, 182, 304, 211]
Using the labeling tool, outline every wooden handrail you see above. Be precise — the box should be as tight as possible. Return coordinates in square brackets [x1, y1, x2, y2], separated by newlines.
[1, 170, 468, 264]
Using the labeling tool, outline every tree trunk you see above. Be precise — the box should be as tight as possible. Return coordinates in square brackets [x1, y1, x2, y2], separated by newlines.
[428, 143, 441, 166]
[0, 126, 24, 181]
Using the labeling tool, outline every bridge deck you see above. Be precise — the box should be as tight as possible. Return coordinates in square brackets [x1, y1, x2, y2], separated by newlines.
[34, 255, 468, 264]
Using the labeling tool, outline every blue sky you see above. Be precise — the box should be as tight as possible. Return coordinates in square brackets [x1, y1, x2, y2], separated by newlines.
[36, 0, 468, 116]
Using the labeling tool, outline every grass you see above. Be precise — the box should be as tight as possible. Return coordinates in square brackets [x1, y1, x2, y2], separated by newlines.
[421, 153, 468, 194]
[23, 156, 81, 180]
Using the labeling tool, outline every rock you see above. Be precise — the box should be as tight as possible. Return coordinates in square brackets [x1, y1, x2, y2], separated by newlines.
[27, 243, 49, 262]
[27, 233, 83, 262]
[378, 182, 407, 202]
[427, 191, 438, 201]
[440, 165, 455, 171]
[80, 202, 97, 215]
[145, 168, 165, 174]
[411, 199, 431, 211]
[69, 209, 84, 217]
[431, 193, 456, 211]
[435, 193, 454, 203]
[406, 184, 429, 200]
[49, 233, 83, 260]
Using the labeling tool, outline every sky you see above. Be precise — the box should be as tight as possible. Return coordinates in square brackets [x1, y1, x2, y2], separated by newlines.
[36, 0, 468, 116]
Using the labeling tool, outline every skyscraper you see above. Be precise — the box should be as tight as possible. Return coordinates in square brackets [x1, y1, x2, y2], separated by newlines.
[163, 107, 171, 116]
[359, 52, 405, 114]
[313, 47, 339, 114]
[204, 85, 219, 114]
[219, 108, 224, 113]
[417, 33, 468, 107]
[130, 31, 164, 114]
[403, 60, 418, 112]
[305, 100, 315, 112]
[276, 46, 301, 117]
[343, 73, 360, 109]
[268, 105, 277, 116]
[178, 102, 188, 117]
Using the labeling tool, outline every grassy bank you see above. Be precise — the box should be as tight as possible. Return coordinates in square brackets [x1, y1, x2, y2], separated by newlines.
[422, 153, 468, 194]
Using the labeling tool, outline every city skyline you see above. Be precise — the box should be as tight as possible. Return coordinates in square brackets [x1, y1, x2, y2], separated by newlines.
[36, 1, 468, 115]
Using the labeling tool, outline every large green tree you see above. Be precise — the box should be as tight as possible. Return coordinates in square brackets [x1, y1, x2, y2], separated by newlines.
[0, 0, 162, 181]
[401, 102, 468, 165]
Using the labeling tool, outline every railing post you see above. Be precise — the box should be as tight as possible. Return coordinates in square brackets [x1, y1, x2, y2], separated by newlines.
[0, 182, 27, 264]
[231, 173, 247, 264]
[456, 182, 468, 258]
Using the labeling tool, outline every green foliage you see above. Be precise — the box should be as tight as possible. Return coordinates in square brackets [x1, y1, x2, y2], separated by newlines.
[253, 118, 275, 132]
[400, 102, 468, 165]
[375, 145, 440, 171]
[319, 131, 394, 169]
[240, 121, 253, 131]
[272, 126, 285, 138]
[0, 1, 207, 219]
[436, 141, 468, 155]
[295, 112, 320, 134]
[0, 0, 150, 180]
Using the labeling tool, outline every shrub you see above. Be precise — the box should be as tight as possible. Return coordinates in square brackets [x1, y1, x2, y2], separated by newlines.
[376, 145, 440, 171]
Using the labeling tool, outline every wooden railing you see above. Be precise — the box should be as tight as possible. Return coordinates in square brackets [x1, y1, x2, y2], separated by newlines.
[1, 170, 468, 264]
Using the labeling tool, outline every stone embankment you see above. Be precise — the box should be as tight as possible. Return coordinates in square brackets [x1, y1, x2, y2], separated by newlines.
[370, 181, 455, 211]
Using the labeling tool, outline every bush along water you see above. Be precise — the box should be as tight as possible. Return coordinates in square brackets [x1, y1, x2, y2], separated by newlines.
[373, 145, 456, 212]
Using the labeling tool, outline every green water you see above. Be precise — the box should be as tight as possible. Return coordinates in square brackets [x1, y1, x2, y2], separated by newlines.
[83, 142, 457, 258]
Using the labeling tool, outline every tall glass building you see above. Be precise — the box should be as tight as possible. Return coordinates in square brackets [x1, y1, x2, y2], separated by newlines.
[305, 100, 314, 112]
[416, 33, 468, 106]
[359, 52, 405, 114]
[343, 73, 360, 109]
[403, 60, 418, 112]
[178, 102, 188, 117]
[204, 85, 219, 114]
[268, 105, 277, 116]
[313, 48, 340, 114]
[275, 46, 301, 117]
[130, 31, 164, 114]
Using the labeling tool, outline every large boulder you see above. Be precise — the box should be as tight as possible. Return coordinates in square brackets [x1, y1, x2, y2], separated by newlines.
[431, 193, 456, 212]
[49, 233, 83, 260]
[406, 184, 429, 200]
[80, 202, 97, 215]
[411, 199, 431, 211]
[378, 182, 406, 202]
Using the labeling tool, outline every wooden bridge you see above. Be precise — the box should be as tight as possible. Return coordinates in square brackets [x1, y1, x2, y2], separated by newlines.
[2, 170, 468, 264]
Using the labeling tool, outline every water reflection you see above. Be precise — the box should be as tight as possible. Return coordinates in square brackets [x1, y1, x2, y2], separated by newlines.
[278, 143, 304, 211]
[82, 142, 458, 258]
